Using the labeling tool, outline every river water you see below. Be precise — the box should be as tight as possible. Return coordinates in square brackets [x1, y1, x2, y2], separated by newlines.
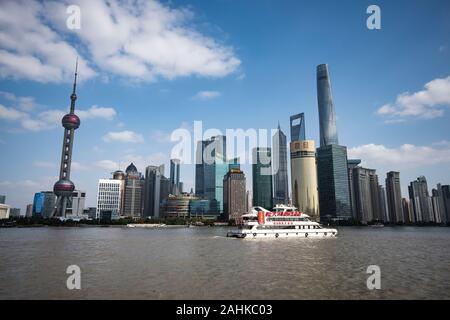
[0, 226, 449, 299]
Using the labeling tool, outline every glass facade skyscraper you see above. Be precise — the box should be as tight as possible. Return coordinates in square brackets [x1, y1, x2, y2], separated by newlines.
[317, 64, 339, 147]
[316, 145, 351, 221]
[316, 64, 351, 222]
[252, 147, 273, 209]
[195, 136, 238, 214]
[272, 123, 289, 205]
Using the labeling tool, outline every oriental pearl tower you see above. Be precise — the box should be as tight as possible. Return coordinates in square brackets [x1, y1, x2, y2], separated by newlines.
[53, 59, 81, 217]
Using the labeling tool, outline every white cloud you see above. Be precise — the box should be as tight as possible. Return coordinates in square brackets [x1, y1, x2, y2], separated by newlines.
[377, 76, 450, 121]
[0, 0, 240, 83]
[96, 160, 119, 171]
[0, 94, 117, 131]
[0, 91, 36, 111]
[102, 130, 144, 143]
[77, 105, 116, 121]
[0, 1, 96, 83]
[0, 104, 28, 121]
[193, 90, 221, 100]
[348, 142, 450, 169]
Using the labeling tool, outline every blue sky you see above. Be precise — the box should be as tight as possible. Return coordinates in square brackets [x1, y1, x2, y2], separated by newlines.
[1, 0, 450, 212]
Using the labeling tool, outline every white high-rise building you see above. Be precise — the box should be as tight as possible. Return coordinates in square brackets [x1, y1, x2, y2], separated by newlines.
[96, 179, 123, 219]
[290, 140, 319, 220]
[67, 190, 87, 219]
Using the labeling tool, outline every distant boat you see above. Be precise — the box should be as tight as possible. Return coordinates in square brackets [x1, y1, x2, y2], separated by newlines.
[370, 222, 384, 228]
[127, 223, 166, 228]
[0, 221, 16, 228]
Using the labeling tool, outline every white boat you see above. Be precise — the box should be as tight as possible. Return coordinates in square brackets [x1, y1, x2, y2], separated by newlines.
[227, 204, 338, 239]
[126, 223, 166, 228]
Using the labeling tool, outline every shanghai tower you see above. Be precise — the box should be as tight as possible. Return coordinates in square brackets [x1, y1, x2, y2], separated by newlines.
[316, 64, 351, 222]
[317, 64, 338, 147]
[53, 59, 81, 217]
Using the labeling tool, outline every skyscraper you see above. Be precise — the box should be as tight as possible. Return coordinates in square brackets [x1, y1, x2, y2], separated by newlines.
[408, 176, 433, 223]
[252, 147, 273, 209]
[402, 198, 414, 223]
[347, 159, 362, 220]
[435, 184, 449, 223]
[351, 167, 380, 224]
[0, 195, 5, 204]
[378, 185, 388, 222]
[170, 159, 181, 195]
[272, 123, 289, 205]
[33, 191, 56, 218]
[440, 185, 450, 223]
[290, 113, 306, 142]
[316, 145, 352, 221]
[122, 163, 144, 218]
[66, 190, 86, 217]
[223, 168, 247, 221]
[26, 204, 33, 218]
[195, 135, 226, 200]
[195, 136, 236, 215]
[96, 179, 123, 219]
[431, 189, 443, 223]
[53, 60, 81, 217]
[385, 171, 404, 223]
[290, 140, 319, 220]
[316, 64, 351, 222]
[143, 165, 164, 218]
[317, 64, 338, 147]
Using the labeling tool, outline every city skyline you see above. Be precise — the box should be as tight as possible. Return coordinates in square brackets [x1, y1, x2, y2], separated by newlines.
[1, 0, 450, 212]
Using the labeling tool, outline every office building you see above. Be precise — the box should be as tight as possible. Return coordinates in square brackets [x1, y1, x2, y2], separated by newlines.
[189, 199, 220, 220]
[0, 195, 5, 204]
[33, 191, 56, 218]
[223, 168, 247, 221]
[378, 185, 388, 222]
[351, 167, 380, 224]
[252, 147, 273, 209]
[316, 145, 351, 221]
[66, 190, 86, 217]
[96, 179, 123, 219]
[386, 171, 404, 223]
[195, 135, 226, 200]
[161, 194, 197, 219]
[122, 163, 144, 218]
[435, 184, 449, 223]
[290, 140, 319, 220]
[0, 204, 10, 219]
[143, 165, 164, 218]
[195, 135, 239, 215]
[272, 123, 289, 205]
[290, 113, 306, 141]
[316, 64, 351, 222]
[402, 198, 414, 223]
[170, 159, 181, 195]
[431, 189, 443, 223]
[9, 208, 20, 218]
[26, 204, 33, 217]
[347, 159, 361, 220]
[408, 176, 433, 223]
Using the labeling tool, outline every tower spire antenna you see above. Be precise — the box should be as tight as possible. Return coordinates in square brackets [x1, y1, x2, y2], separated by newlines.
[72, 56, 78, 96]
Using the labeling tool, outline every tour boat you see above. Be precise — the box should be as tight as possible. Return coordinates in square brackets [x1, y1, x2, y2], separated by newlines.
[226, 204, 338, 239]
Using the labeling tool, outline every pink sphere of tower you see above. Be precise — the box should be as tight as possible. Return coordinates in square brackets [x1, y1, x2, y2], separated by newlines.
[53, 178, 75, 197]
[62, 113, 80, 130]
